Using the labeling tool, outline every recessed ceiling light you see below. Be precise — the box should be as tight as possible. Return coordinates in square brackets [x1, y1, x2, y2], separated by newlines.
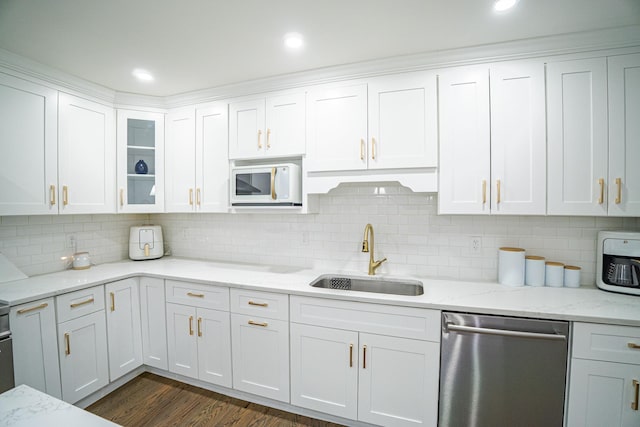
[493, 0, 519, 12]
[283, 32, 304, 50]
[132, 68, 154, 82]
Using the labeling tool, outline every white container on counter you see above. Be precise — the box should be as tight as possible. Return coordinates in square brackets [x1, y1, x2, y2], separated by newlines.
[545, 262, 565, 287]
[498, 247, 526, 286]
[525, 256, 546, 287]
[564, 265, 581, 288]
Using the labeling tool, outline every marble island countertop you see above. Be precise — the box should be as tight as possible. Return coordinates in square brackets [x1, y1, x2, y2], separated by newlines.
[1, 257, 640, 327]
[0, 385, 118, 427]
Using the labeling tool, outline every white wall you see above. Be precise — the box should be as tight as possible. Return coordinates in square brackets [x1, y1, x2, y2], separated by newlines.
[1, 183, 638, 284]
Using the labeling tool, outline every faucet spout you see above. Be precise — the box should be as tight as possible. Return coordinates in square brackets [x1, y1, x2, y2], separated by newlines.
[362, 223, 387, 275]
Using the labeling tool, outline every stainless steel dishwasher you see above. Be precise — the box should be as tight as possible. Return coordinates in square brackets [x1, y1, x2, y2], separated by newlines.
[439, 312, 569, 427]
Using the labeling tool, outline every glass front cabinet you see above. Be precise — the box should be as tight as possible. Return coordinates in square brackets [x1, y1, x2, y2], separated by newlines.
[117, 109, 165, 212]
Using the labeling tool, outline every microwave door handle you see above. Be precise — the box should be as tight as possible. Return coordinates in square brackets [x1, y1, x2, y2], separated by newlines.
[271, 167, 277, 200]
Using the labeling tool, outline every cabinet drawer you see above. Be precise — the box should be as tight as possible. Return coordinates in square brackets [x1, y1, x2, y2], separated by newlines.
[573, 322, 640, 364]
[56, 285, 105, 323]
[165, 280, 229, 311]
[230, 288, 288, 321]
[290, 296, 440, 342]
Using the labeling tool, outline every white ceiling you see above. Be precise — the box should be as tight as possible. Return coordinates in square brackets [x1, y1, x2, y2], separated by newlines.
[0, 0, 639, 97]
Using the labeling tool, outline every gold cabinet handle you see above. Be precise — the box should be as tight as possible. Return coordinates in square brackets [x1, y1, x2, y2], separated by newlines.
[633, 380, 639, 411]
[70, 297, 94, 308]
[371, 137, 376, 160]
[64, 333, 70, 355]
[248, 320, 268, 327]
[187, 292, 204, 298]
[482, 180, 487, 205]
[266, 128, 271, 149]
[110, 292, 115, 312]
[189, 316, 194, 336]
[270, 167, 277, 200]
[120, 188, 124, 207]
[360, 139, 365, 161]
[248, 301, 268, 307]
[197, 317, 202, 337]
[257, 129, 263, 149]
[616, 178, 622, 204]
[598, 178, 605, 204]
[189, 188, 193, 206]
[349, 344, 353, 368]
[50, 184, 56, 206]
[363, 345, 367, 369]
[496, 180, 501, 204]
[63, 185, 68, 206]
[628, 343, 640, 349]
[17, 302, 48, 315]
[196, 188, 201, 206]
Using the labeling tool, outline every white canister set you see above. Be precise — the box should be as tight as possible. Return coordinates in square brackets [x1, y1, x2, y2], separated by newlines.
[498, 247, 581, 288]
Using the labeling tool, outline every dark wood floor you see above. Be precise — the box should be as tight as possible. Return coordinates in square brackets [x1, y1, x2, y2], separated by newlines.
[87, 372, 345, 427]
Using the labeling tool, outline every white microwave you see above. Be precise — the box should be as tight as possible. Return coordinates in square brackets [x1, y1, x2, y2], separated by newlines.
[230, 163, 302, 206]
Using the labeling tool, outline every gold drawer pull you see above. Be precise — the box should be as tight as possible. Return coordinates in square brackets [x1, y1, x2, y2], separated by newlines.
[496, 180, 501, 204]
[110, 292, 115, 311]
[196, 188, 201, 206]
[70, 297, 94, 308]
[248, 320, 268, 327]
[197, 317, 202, 337]
[371, 137, 376, 160]
[189, 188, 193, 206]
[50, 184, 56, 206]
[266, 128, 271, 149]
[616, 178, 622, 204]
[248, 301, 268, 307]
[360, 139, 365, 160]
[349, 344, 353, 368]
[189, 316, 194, 335]
[633, 380, 639, 411]
[17, 303, 48, 314]
[187, 292, 204, 298]
[64, 333, 70, 355]
[63, 185, 68, 206]
[257, 129, 263, 149]
[598, 178, 605, 204]
[628, 343, 640, 349]
[482, 180, 487, 205]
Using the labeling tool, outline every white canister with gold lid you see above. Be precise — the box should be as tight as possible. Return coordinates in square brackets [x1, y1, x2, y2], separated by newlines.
[498, 247, 526, 286]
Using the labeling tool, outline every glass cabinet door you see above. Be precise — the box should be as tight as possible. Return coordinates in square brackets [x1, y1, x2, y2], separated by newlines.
[117, 110, 164, 212]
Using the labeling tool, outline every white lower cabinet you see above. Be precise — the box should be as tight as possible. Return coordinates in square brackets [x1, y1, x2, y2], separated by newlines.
[290, 296, 440, 427]
[567, 322, 640, 427]
[56, 285, 109, 403]
[105, 278, 142, 381]
[139, 277, 168, 369]
[10, 298, 62, 399]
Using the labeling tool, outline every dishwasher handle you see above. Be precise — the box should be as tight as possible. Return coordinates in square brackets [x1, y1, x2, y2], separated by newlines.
[446, 323, 567, 341]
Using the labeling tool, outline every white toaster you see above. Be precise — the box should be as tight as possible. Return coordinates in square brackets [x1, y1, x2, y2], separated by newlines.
[129, 225, 164, 260]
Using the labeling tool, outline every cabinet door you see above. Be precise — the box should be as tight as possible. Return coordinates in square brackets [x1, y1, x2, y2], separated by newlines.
[438, 66, 491, 214]
[368, 72, 437, 170]
[140, 277, 168, 370]
[490, 62, 546, 215]
[229, 99, 265, 159]
[547, 58, 608, 215]
[0, 74, 57, 215]
[608, 53, 640, 217]
[306, 84, 368, 172]
[58, 93, 115, 214]
[166, 303, 198, 379]
[165, 108, 196, 212]
[290, 323, 358, 419]
[116, 109, 165, 213]
[567, 358, 640, 427]
[358, 333, 439, 427]
[196, 103, 229, 212]
[10, 298, 62, 399]
[105, 278, 142, 381]
[58, 310, 109, 403]
[265, 93, 306, 157]
[197, 308, 232, 387]
[231, 313, 289, 402]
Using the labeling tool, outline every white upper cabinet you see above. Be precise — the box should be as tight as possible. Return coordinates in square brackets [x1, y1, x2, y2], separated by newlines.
[229, 92, 305, 159]
[0, 74, 58, 215]
[439, 61, 546, 215]
[608, 53, 640, 217]
[306, 72, 437, 173]
[547, 57, 609, 216]
[165, 108, 196, 212]
[116, 109, 165, 213]
[58, 93, 115, 214]
[438, 66, 491, 214]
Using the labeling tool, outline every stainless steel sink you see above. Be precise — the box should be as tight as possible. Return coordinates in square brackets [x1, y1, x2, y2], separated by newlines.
[310, 275, 424, 296]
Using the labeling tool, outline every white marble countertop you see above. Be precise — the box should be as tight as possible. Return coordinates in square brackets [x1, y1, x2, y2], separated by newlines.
[0, 385, 119, 427]
[1, 257, 640, 327]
